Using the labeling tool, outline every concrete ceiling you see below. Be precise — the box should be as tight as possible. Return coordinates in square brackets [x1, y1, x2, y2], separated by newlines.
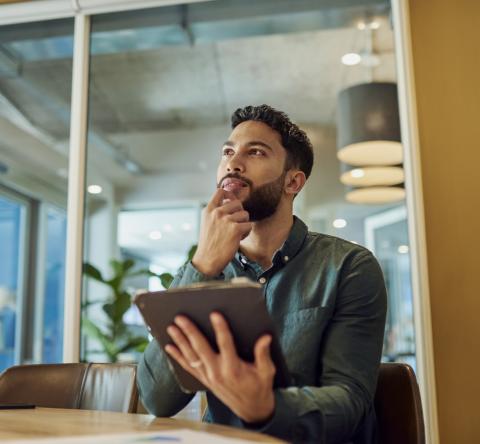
[0, 0, 400, 248]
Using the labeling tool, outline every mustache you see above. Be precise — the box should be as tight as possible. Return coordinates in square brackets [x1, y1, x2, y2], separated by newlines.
[217, 173, 253, 188]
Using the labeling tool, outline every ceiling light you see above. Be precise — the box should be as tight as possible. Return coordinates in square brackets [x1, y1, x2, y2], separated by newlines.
[149, 231, 162, 240]
[87, 185, 102, 195]
[346, 186, 406, 204]
[398, 245, 409, 254]
[182, 223, 192, 231]
[341, 53, 361, 66]
[357, 21, 366, 30]
[369, 21, 380, 30]
[340, 166, 404, 187]
[333, 219, 347, 229]
[163, 224, 173, 232]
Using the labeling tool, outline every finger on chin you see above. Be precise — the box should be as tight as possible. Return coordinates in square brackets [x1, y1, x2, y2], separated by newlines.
[209, 187, 227, 208]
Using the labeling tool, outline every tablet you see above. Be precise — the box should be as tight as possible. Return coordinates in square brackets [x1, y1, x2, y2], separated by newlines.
[134, 278, 291, 393]
[0, 403, 35, 409]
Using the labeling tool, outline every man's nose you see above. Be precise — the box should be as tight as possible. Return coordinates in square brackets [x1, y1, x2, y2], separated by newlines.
[226, 153, 245, 173]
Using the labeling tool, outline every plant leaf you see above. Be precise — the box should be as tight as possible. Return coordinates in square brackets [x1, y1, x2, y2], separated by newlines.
[107, 276, 122, 292]
[135, 341, 149, 353]
[82, 318, 117, 361]
[83, 263, 105, 283]
[186, 244, 198, 262]
[117, 336, 149, 354]
[160, 273, 174, 289]
[109, 259, 123, 276]
[122, 258, 135, 273]
[102, 291, 131, 324]
[126, 268, 154, 279]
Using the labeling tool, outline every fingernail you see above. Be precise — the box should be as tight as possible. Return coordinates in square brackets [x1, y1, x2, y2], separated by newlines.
[210, 312, 221, 323]
[174, 316, 186, 327]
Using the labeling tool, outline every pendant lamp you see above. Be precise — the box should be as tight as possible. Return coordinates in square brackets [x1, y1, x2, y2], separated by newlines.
[337, 82, 403, 166]
[337, 82, 405, 204]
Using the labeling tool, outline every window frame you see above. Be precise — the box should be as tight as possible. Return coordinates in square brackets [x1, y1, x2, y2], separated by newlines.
[0, 1, 439, 441]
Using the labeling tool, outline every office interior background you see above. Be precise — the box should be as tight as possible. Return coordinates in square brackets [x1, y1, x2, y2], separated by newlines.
[0, 0, 479, 443]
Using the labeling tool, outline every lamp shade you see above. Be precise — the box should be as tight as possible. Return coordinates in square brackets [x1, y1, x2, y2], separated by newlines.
[340, 164, 405, 187]
[337, 82, 403, 166]
[345, 185, 405, 204]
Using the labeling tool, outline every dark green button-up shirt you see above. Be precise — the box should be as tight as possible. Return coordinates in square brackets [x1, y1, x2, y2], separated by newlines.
[137, 217, 387, 443]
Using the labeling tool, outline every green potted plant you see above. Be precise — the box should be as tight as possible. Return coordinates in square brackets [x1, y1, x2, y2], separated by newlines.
[82, 246, 196, 362]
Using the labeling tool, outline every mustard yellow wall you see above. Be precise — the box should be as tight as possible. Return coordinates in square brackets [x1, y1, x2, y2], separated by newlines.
[408, 1, 480, 442]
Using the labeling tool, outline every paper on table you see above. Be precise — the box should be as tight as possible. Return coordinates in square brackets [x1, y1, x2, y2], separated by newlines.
[3, 429, 264, 444]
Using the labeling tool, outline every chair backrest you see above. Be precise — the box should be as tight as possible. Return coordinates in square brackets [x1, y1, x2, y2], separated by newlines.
[0, 363, 88, 409]
[374, 362, 425, 444]
[0, 363, 138, 413]
[79, 363, 138, 413]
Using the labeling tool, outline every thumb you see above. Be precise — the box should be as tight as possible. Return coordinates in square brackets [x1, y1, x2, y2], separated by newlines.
[254, 334, 274, 373]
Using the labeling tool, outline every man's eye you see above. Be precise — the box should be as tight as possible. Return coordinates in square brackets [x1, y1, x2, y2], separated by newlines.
[222, 149, 234, 156]
[250, 149, 265, 156]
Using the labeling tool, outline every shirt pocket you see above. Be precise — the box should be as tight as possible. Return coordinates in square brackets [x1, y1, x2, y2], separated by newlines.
[276, 306, 331, 384]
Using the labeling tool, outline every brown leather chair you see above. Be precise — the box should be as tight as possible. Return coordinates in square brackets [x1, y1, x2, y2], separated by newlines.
[0, 363, 138, 413]
[374, 363, 425, 444]
[79, 363, 138, 413]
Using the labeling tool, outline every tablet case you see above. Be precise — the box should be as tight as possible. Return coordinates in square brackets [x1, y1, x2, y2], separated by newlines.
[134, 279, 291, 393]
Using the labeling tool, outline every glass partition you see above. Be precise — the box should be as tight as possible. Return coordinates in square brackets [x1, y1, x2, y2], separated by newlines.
[0, 191, 27, 370]
[79, 0, 415, 419]
[0, 18, 74, 368]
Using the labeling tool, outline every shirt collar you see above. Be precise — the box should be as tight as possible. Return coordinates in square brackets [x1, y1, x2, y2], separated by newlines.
[235, 216, 308, 267]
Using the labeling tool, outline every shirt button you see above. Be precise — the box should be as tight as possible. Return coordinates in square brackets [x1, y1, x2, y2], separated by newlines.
[258, 277, 267, 284]
[284, 255, 289, 262]
[241, 257, 247, 264]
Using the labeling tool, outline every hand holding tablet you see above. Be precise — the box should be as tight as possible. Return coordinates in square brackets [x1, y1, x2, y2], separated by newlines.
[134, 279, 290, 393]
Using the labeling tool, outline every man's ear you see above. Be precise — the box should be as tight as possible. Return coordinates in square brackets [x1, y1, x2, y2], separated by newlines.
[284, 170, 307, 196]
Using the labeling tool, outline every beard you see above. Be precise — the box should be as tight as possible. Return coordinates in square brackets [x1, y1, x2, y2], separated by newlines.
[218, 170, 286, 222]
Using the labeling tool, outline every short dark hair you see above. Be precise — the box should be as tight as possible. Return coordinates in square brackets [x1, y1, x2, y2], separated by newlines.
[231, 104, 314, 179]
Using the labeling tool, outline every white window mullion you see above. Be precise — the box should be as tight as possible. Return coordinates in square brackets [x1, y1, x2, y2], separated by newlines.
[63, 13, 90, 364]
[391, 1, 439, 443]
[33, 203, 47, 364]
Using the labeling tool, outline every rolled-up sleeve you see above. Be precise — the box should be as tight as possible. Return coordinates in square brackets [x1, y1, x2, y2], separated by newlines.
[137, 261, 225, 416]
[137, 337, 194, 416]
[246, 251, 387, 443]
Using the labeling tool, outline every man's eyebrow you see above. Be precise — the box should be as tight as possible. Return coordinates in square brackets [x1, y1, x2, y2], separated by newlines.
[221, 140, 273, 151]
[247, 140, 273, 151]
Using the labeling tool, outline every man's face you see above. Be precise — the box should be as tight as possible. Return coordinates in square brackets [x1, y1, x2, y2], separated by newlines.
[216, 120, 288, 221]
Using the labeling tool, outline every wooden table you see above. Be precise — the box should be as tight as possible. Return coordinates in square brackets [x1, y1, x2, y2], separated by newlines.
[0, 407, 284, 442]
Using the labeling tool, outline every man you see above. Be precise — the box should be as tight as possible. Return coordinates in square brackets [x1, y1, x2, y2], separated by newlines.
[137, 105, 387, 443]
